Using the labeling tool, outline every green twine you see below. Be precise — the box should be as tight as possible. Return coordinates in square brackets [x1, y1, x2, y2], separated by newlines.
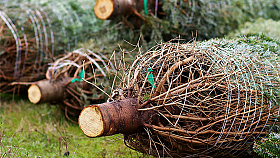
[71, 70, 86, 83]
[147, 68, 156, 89]
[144, 0, 148, 15]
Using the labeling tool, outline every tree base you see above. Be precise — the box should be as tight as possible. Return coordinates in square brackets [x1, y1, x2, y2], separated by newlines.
[27, 77, 86, 104]
[79, 98, 144, 137]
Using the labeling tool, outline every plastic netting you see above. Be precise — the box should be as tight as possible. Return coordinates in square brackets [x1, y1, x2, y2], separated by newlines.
[0, 0, 110, 93]
[111, 35, 280, 157]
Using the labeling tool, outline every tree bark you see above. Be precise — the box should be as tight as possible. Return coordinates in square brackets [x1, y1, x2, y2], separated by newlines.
[28, 77, 87, 104]
[79, 98, 147, 137]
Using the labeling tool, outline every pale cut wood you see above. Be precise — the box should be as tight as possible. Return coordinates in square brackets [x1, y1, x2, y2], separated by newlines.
[27, 77, 87, 104]
[94, 0, 114, 20]
[79, 106, 104, 137]
[94, 0, 155, 20]
[27, 78, 68, 104]
[28, 84, 42, 104]
[79, 98, 152, 137]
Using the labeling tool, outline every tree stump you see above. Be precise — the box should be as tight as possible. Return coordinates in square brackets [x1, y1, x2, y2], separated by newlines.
[28, 77, 87, 104]
[79, 98, 145, 137]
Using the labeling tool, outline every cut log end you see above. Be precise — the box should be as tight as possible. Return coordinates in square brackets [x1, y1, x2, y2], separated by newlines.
[94, 0, 114, 20]
[28, 84, 42, 104]
[79, 106, 104, 137]
[79, 98, 148, 138]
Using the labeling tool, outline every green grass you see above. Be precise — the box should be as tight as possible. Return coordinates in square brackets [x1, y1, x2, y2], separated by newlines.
[0, 94, 146, 157]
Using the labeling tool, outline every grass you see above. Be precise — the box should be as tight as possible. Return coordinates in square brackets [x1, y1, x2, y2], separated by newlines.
[0, 94, 147, 158]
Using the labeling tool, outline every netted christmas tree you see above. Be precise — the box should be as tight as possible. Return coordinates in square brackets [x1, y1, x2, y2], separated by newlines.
[92, 0, 280, 45]
[79, 35, 280, 157]
[0, 0, 121, 93]
[225, 18, 280, 158]
[25, 47, 116, 123]
[149, 0, 280, 42]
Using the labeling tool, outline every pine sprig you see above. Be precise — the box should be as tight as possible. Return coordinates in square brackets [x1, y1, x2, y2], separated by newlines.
[254, 133, 280, 158]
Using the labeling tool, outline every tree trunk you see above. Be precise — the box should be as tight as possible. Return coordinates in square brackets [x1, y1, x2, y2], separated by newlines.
[28, 77, 87, 104]
[94, 0, 155, 20]
[79, 98, 147, 137]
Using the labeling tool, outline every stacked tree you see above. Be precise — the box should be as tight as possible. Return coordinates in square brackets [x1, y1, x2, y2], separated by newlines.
[26, 48, 115, 122]
[0, 19, 52, 93]
[0, 0, 114, 93]
[0, 0, 107, 50]
[79, 35, 280, 157]
[93, 0, 280, 42]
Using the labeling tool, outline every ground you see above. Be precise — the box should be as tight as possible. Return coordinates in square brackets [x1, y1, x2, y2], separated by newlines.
[0, 94, 148, 157]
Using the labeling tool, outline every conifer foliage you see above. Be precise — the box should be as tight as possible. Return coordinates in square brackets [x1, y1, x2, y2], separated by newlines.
[254, 133, 280, 158]
[140, 0, 280, 41]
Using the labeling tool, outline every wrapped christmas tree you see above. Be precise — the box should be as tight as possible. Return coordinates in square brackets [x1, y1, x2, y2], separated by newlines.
[93, 0, 280, 42]
[79, 35, 280, 157]
[0, 0, 115, 93]
[26, 48, 115, 122]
